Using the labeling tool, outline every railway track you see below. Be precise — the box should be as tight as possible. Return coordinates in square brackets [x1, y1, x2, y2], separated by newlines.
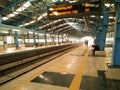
[0, 44, 80, 85]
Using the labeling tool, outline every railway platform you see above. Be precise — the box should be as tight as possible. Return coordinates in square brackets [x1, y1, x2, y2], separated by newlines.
[0, 44, 120, 90]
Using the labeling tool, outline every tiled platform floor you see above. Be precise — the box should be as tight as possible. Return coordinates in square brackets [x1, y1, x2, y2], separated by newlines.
[0, 45, 120, 90]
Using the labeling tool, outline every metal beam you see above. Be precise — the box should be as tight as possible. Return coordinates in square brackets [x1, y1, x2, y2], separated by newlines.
[16, 12, 33, 26]
[0, 0, 24, 14]
[100, 6, 109, 51]
[0, 23, 36, 32]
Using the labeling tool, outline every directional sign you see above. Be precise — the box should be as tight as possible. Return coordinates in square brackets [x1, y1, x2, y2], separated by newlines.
[47, 1, 101, 19]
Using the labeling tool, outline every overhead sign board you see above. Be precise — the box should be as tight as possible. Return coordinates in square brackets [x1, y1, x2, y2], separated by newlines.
[47, 1, 101, 19]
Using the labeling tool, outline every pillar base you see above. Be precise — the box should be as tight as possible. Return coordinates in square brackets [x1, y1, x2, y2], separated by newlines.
[107, 63, 120, 68]
[16, 47, 21, 49]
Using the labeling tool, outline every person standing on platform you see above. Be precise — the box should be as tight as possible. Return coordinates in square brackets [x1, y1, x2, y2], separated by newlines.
[92, 44, 100, 56]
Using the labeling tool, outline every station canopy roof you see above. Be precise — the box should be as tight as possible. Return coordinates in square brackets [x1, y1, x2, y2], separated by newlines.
[0, 0, 116, 38]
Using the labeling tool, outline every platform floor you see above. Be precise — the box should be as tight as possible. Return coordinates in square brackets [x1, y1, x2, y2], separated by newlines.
[0, 45, 120, 90]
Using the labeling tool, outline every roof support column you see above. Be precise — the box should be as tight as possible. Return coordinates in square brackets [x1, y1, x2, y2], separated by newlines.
[95, 31, 101, 48]
[44, 30, 47, 45]
[37, 33, 39, 44]
[111, 1, 120, 66]
[52, 31, 55, 43]
[62, 34, 63, 43]
[0, 15, 2, 24]
[27, 32, 30, 44]
[58, 33, 60, 44]
[33, 32, 37, 47]
[100, 6, 109, 51]
[15, 31, 19, 48]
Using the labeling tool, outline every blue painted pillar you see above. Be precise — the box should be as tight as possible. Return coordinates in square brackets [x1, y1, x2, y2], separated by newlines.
[27, 32, 29, 44]
[52, 33, 54, 43]
[33, 32, 36, 47]
[44, 30, 47, 45]
[95, 26, 100, 46]
[15, 31, 19, 48]
[37, 33, 39, 44]
[58, 33, 60, 44]
[95, 31, 101, 47]
[100, 6, 109, 51]
[0, 15, 2, 24]
[111, 1, 120, 66]
[62, 34, 63, 43]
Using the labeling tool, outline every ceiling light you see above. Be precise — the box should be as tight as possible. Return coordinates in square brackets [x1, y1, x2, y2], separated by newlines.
[20, 12, 47, 27]
[13, 12, 19, 15]
[90, 15, 95, 18]
[16, 1, 31, 12]
[13, 29, 20, 31]
[2, 1, 31, 21]
[8, 13, 15, 17]
[29, 21, 35, 24]
[100, 16, 103, 18]
[19, 25, 24, 27]
[38, 12, 47, 20]
[23, 1, 31, 8]
[105, 4, 110, 7]
[109, 16, 114, 19]
[2, 17, 9, 20]
[52, 0, 57, 2]
[24, 23, 30, 26]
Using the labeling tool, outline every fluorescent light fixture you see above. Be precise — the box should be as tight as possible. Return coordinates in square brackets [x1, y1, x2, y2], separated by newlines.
[100, 16, 114, 19]
[39, 19, 63, 29]
[100, 16, 103, 18]
[109, 16, 114, 19]
[69, 0, 77, 3]
[111, 4, 114, 7]
[8, 13, 15, 17]
[2, 1, 31, 21]
[24, 23, 30, 26]
[13, 12, 19, 15]
[19, 25, 24, 27]
[89, 21, 94, 23]
[1, 31, 8, 33]
[20, 12, 47, 27]
[105, 4, 110, 7]
[37, 12, 47, 21]
[23, 1, 31, 8]
[29, 31, 33, 34]
[67, 22, 83, 31]
[49, 8, 53, 11]
[29, 21, 35, 24]
[52, 0, 57, 2]
[16, 1, 31, 12]
[2, 17, 9, 20]
[13, 29, 19, 31]
[90, 15, 95, 18]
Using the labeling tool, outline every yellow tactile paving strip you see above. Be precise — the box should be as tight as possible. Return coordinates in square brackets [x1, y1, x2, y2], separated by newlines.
[69, 48, 89, 90]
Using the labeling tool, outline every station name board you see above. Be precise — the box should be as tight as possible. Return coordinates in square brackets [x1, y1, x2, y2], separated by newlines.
[47, 1, 101, 19]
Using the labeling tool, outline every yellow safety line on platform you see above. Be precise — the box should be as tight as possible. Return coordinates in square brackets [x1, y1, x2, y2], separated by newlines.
[69, 48, 89, 90]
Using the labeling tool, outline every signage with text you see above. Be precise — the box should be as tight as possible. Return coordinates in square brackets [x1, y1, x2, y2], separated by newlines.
[47, 1, 101, 19]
